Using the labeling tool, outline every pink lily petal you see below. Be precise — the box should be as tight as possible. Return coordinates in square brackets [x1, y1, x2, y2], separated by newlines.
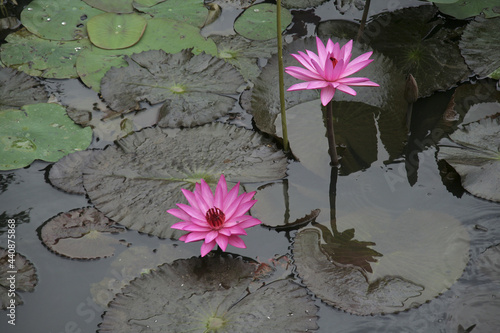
[287, 82, 313, 91]
[182, 224, 212, 232]
[215, 234, 229, 251]
[236, 218, 262, 229]
[228, 235, 246, 249]
[285, 66, 323, 81]
[320, 85, 336, 106]
[171, 221, 192, 230]
[336, 84, 357, 96]
[205, 230, 219, 243]
[315, 37, 328, 66]
[292, 52, 316, 72]
[200, 240, 216, 257]
[184, 232, 211, 243]
[176, 203, 205, 221]
[307, 80, 330, 90]
[167, 208, 191, 221]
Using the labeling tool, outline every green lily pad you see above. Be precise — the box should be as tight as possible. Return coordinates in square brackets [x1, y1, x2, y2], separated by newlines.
[39, 207, 125, 259]
[234, 3, 292, 41]
[438, 117, 500, 202]
[82, 123, 288, 239]
[365, 6, 470, 97]
[87, 13, 147, 49]
[99, 255, 318, 332]
[211, 35, 277, 82]
[0, 248, 38, 310]
[134, 0, 209, 28]
[460, 16, 500, 79]
[0, 28, 91, 79]
[90, 244, 196, 308]
[83, 0, 135, 13]
[0, 103, 93, 171]
[293, 208, 470, 315]
[437, 0, 500, 19]
[75, 18, 217, 92]
[20, 0, 104, 40]
[101, 49, 244, 125]
[0, 67, 48, 110]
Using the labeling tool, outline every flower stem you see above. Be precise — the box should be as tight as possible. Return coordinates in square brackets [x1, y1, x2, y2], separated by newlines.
[276, 0, 289, 152]
[326, 101, 339, 166]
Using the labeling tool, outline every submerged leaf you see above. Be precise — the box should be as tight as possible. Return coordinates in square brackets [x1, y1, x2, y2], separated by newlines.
[293, 209, 470, 315]
[20, 0, 104, 40]
[39, 207, 125, 259]
[460, 16, 500, 79]
[101, 49, 244, 127]
[82, 124, 288, 239]
[0, 103, 93, 171]
[99, 255, 318, 332]
[234, 3, 292, 41]
[0, 248, 38, 309]
[0, 67, 48, 110]
[438, 117, 500, 202]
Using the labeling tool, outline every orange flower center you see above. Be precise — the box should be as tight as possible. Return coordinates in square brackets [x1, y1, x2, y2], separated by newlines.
[206, 207, 225, 229]
[330, 56, 338, 69]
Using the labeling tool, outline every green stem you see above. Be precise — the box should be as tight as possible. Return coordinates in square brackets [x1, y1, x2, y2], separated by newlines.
[326, 101, 339, 166]
[276, 0, 289, 152]
[356, 0, 371, 42]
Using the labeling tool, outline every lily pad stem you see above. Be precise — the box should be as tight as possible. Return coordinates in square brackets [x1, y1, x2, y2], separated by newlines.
[326, 101, 339, 166]
[276, 0, 289, 152]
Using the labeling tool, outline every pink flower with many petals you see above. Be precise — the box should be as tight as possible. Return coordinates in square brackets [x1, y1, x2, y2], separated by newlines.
[168, 174, 261, 257]
[285, 37, 379, 106]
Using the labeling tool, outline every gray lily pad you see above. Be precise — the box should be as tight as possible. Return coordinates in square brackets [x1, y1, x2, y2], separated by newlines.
[0, 28, 91, 78]
[20, 0, 104, 40]
[91, 244, 196, 308]
[460, 16, 500, 79]
[83, 0, 135, 13]
[449, 80, 500, 124]
[87, 13, 147, 50]
[0, 103, 93, 171]
[365, 6, 470, 97]
[0, 248, 38, 309]
[234, 3, 292, 41]
[101, 49, 244, 126]
[98, 255, 318, 332]
[281, 0, 327, 10]
[293, 209, 470, 315]
[438, 117, 500, 202]
[0, 67, 48, 110]
[134, 0, 209, 28]
[39, 207, 125, 259]
[48, 150, 101, 195]
[75, 18, 217, 92]
[211, 35, 277, 82]
[82, 123, 288, 239]
[437, 0, 500, 19]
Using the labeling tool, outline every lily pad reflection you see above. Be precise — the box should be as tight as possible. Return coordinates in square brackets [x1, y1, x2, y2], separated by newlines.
[82, 124, 288, 239]
[98, 255, 318, 332]
[293, 209, 470, 314]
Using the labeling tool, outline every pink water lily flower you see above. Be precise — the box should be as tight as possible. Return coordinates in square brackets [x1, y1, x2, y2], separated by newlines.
[285, 37, 379, 106]
[168, 174, 261, 257]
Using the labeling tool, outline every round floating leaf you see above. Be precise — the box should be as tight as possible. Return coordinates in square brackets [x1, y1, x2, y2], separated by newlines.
[212, 35, 277, 82]
[234, 3, 292, 41]
[0, 103, 93, 171]
[82, 123, 288, 239]
[83, 0, 134, 13]
[134, 0, 209, 28]
[438, 117, 500, 202]
[0, 67, 48, 110]
[75, 18, 217, 92]
[281, 0, 327, 9]
[20, 0, 104, 40]
[48, 150, 101, 194]
[366, 6, 470, 97]
[460, 16, 500, 78]
[437, 0, 500, 19]
[39, 207, 125, 260]
[0, 248, 38, 309]
[0, 28, 90, 78]
[293, 209, 470, 315]
[449, 80, 500, 124]
[87, 13, 147, 50]
[91, 244, 196, 308]
[101, 49, 244, 125]
[99, 255, 318, 332]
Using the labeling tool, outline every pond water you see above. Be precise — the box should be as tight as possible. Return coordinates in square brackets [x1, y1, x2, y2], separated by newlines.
[1, 0, 500, 332]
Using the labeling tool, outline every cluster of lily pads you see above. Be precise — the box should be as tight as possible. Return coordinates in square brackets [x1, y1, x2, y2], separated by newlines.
[1, 0, 500, 331]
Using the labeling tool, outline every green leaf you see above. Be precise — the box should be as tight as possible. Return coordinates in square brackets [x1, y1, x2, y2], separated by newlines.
[83, 0, 135, 13]
[87, 13, 147, 49]
[0, 103, 93, 170]
[0, 28, 91, 79]
[20, 0, 104, 40]
[234, 3, 292, 41]
[438, 117, 500, 202]
[82, 123, 288, 239]
[134, 0, 209, 28]
[437, 0, 500, 19]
